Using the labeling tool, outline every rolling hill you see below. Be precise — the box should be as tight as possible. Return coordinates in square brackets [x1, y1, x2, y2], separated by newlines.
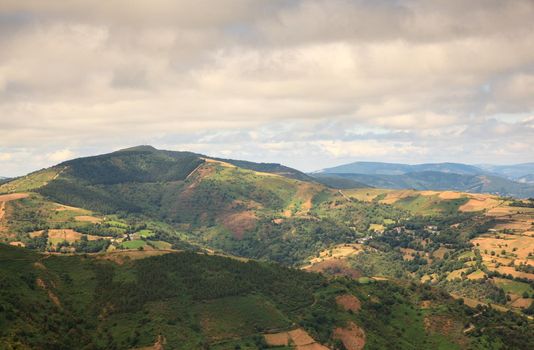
[314, 161, 534, 197]
[2, 147, 534, 349]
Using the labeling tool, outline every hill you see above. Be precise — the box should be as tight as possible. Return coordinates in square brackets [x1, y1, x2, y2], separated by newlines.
[1, 244, 532, 350]
[2, 146, 399, 265]
[2, 148, 534, 348]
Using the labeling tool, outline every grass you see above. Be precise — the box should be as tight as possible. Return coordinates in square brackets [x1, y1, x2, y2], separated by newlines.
[136, 229, 154, 237]
[148, 240, 172, 250]
[0, 168, 61, 194]
[493, 278, 533, 295]
[120, 240, 146, 249]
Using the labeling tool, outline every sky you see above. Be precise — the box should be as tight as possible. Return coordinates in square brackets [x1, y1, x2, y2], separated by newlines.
[1, 0, 534, 177]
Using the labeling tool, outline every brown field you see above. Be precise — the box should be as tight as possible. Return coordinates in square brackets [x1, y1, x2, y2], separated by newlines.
[75, 215, 102, 223]
[400, 247, 417, 261]
[308, 244, 363, 265]
[342, 188, 392, 202]
[450, 294, 483, 308]
[336, 294, 361, 313]
[54, 204, 86, 212]
[489, 266, 534, 280]
[437, 191, 464, 200]
[48, 229, 85, 242]
[447, 268, 469, 281]
[421, 273, 438, 283]
[0, 193, 29, 221]
[264, 332, 290, 346]
[472, 233, 534, 263]
[380, 190, 419, 204]
[219, 210, 257, 239]
[0, 193, 30, 202]
[511, 298, 532, 309]
[333, 322, 366, 350]
[304, 258, 362, 278]
[466, 270, 486, 280]
[265, 329, 329, 350]
[433, 246, 451, 259]
[29, 230, 44, 238]
[9, 241, 25, 247]
[459, 195, 501, 212]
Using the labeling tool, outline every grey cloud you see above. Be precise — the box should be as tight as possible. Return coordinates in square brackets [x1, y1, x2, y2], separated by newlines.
[0, 0, 533, 176]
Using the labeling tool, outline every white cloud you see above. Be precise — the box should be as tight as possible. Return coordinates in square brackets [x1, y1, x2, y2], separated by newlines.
[46, 149, 75, 163]
[0, 0, 533, 175]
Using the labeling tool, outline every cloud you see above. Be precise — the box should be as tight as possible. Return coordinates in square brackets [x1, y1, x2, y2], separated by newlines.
[46, 149, 76, 163]
[0, 0, 533, 175]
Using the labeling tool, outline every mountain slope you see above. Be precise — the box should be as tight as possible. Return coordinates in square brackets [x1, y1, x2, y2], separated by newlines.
[2, 243, 531, 350]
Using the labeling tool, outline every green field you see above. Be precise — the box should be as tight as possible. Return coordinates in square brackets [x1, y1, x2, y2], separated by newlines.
[493, 278, 533, 295]
[120, 239, 146, 249]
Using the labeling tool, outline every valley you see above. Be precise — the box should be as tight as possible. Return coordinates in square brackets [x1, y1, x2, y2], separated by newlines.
[1, 147, 534, 349]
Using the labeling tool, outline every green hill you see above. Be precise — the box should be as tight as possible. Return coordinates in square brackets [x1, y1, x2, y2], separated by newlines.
[2, 244, 531, 350]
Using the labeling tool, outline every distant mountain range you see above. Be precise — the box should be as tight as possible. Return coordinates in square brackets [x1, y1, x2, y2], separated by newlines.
[313, 161, 534, 197]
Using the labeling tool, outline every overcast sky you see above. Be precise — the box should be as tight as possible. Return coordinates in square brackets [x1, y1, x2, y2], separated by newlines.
[1, 0, 534, 176]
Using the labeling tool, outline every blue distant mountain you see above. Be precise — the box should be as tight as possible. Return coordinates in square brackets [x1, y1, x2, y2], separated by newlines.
[312, 161, 534, 197]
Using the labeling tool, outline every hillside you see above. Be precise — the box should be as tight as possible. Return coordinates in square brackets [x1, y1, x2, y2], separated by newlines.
[2, 148, 534, 348]
[0, 146, 409, 265]
[2, 244, 533, 350]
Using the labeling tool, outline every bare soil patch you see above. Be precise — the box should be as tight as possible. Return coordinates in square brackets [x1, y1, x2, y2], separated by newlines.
[0, 193, 30, 202]
[333, 322, 366, 350]
[219, 210, 257, 239]
[459, 195, 500, 212]
[336, 294, 361, 313]
[304, 259, 362, 279]
[264, 332, 290, 346]
[8, 241, 25, 247]
[265, 328, 329, 350]
[511, 298, 532, 309]
[75, 215, 102, 223]
[380, 190, 418, 204]
[309, 244, 363, 265]
[288, 328, 316, 346]
[437, 191, 464, 200]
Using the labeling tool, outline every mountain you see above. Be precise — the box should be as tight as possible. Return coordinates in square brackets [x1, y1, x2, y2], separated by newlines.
[314, 161, 534, 197]
[478, 163, 534, 180]
[317, 161, 486, 176]
[518, 174, 534, 184]
[2, 147, 534, 349]
[315, 171, 534, 197]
